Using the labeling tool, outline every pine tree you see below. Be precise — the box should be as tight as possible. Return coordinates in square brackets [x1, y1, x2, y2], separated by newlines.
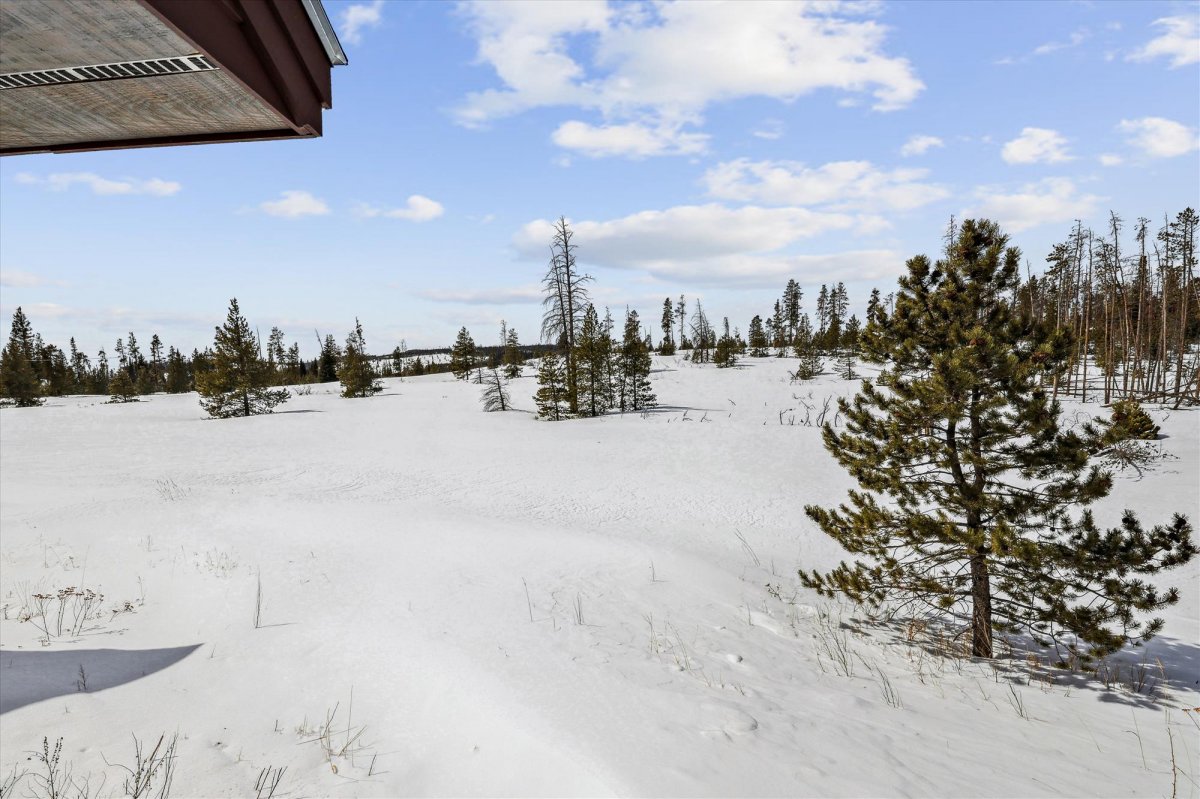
[318, 335, 340, 383]
[126, 332, 143, 385]
[866, 287, 883, 323]
[824, 282, 848, 351]
[771, 300, 786, 356]
[747, 315, 769, 357]
[41, 345, 71, 397]
[480, 367, 511, 411]
[783, 279, 803, 342]
[615, 309, 656, 411]
[502, 327, 524, 379]
[834, 349, 856, 380]
[195, 299, 289, 418]
[165, 347, 190, 393]
[114, 337, 127, 377]
[660, 297, 676, 355]
[285, 343, 302, 384]
[0, 307, 43, 406]
[601, 307, 617, 408]
[68, 338, 89, 393]
[340, 318, 383, 398]
[534, 351, 569, 420]
[450, 327, 477, 381]
[815, 284, 829, 343]
[574, 305, 610, 417]
[149, 334, 164, 392]
[92, 348, 111, 395]
[108, 368, 139, 403]
[800, 219, 1195, 661]
[267, 327, 286, 374]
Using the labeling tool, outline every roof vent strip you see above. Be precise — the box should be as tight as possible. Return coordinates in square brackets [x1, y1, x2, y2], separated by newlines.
[0, 54, 218, 90]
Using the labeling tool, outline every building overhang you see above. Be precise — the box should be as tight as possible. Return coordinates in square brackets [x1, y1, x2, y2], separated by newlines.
[0, 0, 346, 156]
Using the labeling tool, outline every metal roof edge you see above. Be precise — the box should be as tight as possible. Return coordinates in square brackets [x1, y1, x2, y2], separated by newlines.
[299, 0, 347, 66]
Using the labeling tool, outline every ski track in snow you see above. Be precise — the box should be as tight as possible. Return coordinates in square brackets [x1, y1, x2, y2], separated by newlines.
[1, 357, 1198, 798]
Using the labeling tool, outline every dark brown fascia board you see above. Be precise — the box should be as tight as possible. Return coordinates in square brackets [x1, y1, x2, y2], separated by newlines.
[138, 0, 337, 136]
[2, 126, 318, 156]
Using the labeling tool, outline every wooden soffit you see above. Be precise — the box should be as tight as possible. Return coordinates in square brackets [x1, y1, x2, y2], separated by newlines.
[0, 0, 346, 155]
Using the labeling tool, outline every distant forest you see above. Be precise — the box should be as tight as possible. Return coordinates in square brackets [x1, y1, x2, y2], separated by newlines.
[2, 210, 1196, 412]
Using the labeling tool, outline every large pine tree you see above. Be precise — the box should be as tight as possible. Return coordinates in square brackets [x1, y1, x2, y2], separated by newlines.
[659, 297, 676, 355]
[195, 299, 289, 418]
[801, 219, 1194, 661]
[318, 334, 340, 383]
[450, 327, 477, 381]
[574, 305, 610, 417]
[615, 309, 656, 411]
[0, 307, 43, 407]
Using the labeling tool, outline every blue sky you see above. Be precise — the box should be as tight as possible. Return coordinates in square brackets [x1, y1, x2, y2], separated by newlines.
[2, 0, 1198, 356]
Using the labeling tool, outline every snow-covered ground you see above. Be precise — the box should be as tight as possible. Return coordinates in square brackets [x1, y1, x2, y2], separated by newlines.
[1, 357, 1197, 798]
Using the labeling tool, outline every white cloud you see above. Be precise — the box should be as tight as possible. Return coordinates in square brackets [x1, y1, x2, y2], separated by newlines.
[996, 28, 1089, 64]
[355, 195, 445, 222]
[259, 190, 330, 218]
[0, 269, 67, 288]
[339, 0, 384, 46]
[1032, 28, 1090, 57]
[703, 158, 949, 212]
[511, 204, 902, 286]
[419, 286, 543, 304]
[968, 178, 1103, 233]
[15, 172, 181, 196]
[1118, 117, 1199, 158]
[1098, 153, 1123, 167]
[1001, 127, 1072, 164]
[552, 120, 707, 158]
[752, 119, 785, 140]
[1127, 16, 1199, 69]
[456, 1, 922, 155]
[899, 134, 944, 157]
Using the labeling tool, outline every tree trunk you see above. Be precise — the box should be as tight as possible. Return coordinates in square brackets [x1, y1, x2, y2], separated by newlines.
[969, 552, 993, 658]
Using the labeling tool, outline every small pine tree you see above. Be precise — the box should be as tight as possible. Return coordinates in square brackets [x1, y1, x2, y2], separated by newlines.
[534, 352, 569, 420]
[834, 349, 856, 380]
[0, 307, 44, 407]
[747, 315, 769, 357]
[450, 327, 476, 381]
[791, 316, 822, 379]
[713, 334, 738, 368]
[340, 319, 383, 398]
[481, 367, 511, 411]
[195, 299, 289, 418]
[801, 219, 1195, 661]
[108, 369, 139, 403]
[1102, 400, 1160, 444]
[502, 328, 524, 379]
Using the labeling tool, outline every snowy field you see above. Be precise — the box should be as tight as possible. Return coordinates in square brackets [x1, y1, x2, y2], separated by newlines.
[1, 356, 1197, 798]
